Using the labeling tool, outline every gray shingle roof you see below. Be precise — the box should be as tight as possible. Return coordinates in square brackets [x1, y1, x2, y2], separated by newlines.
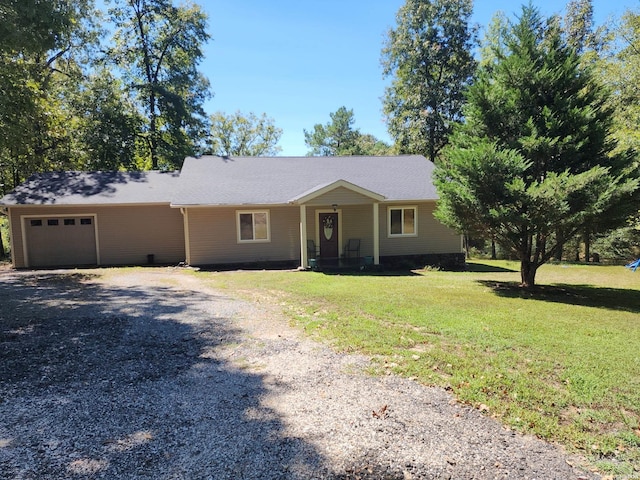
[0, 171, 180, 206]
[172, 155, 438, 206]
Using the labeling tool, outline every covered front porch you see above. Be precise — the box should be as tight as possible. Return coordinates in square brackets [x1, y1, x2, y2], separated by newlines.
[289, 179, 384, 270]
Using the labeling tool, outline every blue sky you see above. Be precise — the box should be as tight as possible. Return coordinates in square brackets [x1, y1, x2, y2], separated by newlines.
[200, 0, 629, 156]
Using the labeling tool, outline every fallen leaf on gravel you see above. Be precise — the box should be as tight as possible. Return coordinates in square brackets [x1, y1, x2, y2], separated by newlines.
[372, 404, 389, 419]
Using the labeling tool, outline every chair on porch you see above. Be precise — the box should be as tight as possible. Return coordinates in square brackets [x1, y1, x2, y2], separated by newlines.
[307, 239, 319, 259]
[344, 238, 361, 263]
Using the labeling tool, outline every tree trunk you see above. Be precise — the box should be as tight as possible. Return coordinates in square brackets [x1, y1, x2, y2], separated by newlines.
[584, 227, 591, 263]
[555, 238, 563, 261]
[0, 228, 5, 259]
[491, 239, 497, 260]
[520, 260, 537, 288]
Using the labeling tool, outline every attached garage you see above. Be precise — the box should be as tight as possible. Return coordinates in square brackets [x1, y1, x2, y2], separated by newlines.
[1, 171, 185, 268]
[23, 215, 97, 267]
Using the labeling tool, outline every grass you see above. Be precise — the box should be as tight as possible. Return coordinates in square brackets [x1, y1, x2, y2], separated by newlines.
[197, 260, 640, 478]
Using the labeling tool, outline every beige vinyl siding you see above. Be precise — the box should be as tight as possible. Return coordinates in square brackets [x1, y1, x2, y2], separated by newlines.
[8, 204, 184, 268]
[97, 205, 184, 265]
[186, 206, 300, 265]
[304, 187, 377, 206]
[379, 201, 462, 256]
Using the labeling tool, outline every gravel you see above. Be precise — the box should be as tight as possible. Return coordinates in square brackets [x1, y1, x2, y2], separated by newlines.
[0, 267, 600, 479]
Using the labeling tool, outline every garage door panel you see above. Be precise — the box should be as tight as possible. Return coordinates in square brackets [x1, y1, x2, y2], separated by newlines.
[25, 216, 97, 267]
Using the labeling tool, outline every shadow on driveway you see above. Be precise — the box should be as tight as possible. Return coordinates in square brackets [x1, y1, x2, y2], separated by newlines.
[0, 270, 327, 479]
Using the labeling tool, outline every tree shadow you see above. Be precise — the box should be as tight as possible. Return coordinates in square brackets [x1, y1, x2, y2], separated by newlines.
[465, 262, 518, 273]
[477, 280, 640, 314]
[0, 270, 329, 478]
[2, 170, 178, 204]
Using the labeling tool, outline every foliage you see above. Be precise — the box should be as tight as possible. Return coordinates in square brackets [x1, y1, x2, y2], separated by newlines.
[106, 0, 211, 170]
[303, 107, 391, 156]
[69, 69, 145, 171]
[563, 0, 608, 56]
[0, 215, 8, 258]
[208, 111, 282, 157]
[202, 263, 640, 476]
[592, 215, 640, 261]
[381, 0, 477, 162]
[434, 5, 639, 287]
[0, 0, 99, 195]
[605, 6, 640, 156]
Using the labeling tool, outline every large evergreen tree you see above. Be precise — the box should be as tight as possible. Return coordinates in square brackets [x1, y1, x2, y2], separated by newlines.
[381, 0, 477, 162]
[434, 5, 639, 288]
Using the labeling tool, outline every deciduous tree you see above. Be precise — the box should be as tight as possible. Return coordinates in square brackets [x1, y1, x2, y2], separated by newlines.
[107, 0, 211, 169]
[208, 111, 282, 157]
[0, 0, 98, 193]
[381, 0, 477, 162]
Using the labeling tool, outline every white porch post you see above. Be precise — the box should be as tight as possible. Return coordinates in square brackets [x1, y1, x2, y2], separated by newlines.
[300, 204, 308, 268]
[373, 202, 380, 265]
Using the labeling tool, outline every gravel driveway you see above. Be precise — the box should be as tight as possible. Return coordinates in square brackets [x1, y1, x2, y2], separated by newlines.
[0, 268, 599, 479]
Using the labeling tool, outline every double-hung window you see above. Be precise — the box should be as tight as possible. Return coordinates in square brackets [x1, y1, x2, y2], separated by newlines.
[388, 206, 417, 237]
[237, 210, 270, 242]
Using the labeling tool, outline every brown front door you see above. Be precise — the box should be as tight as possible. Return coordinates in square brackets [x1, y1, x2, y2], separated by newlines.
[319, 212, 339, 261]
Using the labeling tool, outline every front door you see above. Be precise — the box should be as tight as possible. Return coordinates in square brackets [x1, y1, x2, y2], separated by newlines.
[318, 212, 339, 261]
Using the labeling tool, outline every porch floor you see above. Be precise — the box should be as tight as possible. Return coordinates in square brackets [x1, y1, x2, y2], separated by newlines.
[308, 256, 375, 273]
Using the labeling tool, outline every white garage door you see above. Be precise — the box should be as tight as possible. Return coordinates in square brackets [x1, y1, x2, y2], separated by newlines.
[25, 216, 97, 267]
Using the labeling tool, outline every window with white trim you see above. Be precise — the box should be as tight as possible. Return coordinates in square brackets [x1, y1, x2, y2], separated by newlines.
[388, 206, 417, 237]
[237, 210, 270, 242]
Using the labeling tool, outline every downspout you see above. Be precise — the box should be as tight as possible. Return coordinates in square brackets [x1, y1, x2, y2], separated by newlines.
[180, 208, 191, 265]
[373, 202, 380, 265]
[299, 204, 307, 269]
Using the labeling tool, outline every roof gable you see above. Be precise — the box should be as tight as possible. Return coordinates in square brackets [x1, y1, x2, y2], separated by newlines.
[289, 179, 386, 204]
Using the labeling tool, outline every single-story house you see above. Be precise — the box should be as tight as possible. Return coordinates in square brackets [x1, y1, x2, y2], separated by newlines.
[0, 155, 464, 269]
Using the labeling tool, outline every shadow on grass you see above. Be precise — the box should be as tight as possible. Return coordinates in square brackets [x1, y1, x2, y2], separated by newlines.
[466, 262, 518, 273]
[478, 280, 640, 314]
[320, 269, 423, 277]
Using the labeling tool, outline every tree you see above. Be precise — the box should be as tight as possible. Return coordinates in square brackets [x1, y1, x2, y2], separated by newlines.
[304, 107, 391, 156]
[381, 0, 477, 162]
[71, 70, 145, 170]
[107, 0, 211, 170]
[591, 5, 640, 260]
[564, 0, 608, 57]
[304, 107, 361, 156]
[434, 5, 639, 288]
[0, 0, 99, 193]
[208, 111, 282, 156]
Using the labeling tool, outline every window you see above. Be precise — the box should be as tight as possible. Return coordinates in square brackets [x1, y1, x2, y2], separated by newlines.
[237, 210, 270, 242]
[30, 219, 42, 227]
[64, 219, 75, 226]
[47, 219, 59, 226]
[80, 218, 92, 225]
[388, 206, 417, 237]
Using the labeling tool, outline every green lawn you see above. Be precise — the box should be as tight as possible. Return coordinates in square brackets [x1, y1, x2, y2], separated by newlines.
[198, 261, 640, 478]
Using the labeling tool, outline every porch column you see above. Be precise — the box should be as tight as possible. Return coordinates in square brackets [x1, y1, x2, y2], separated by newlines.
[373, 202, 380, 265]
[300, 204, 308, 268]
